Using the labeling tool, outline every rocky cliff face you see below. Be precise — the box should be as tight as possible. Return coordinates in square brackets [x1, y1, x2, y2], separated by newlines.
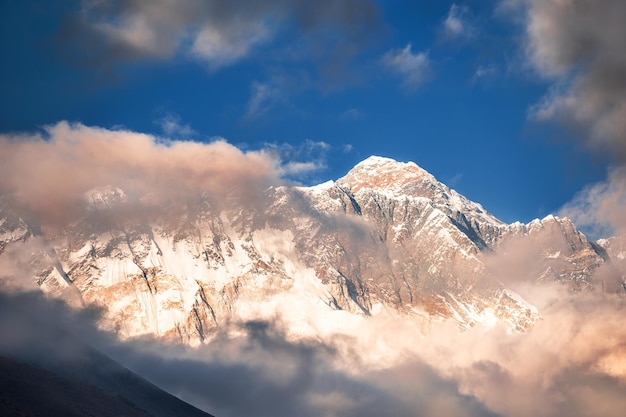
[0, 156, 617, 344]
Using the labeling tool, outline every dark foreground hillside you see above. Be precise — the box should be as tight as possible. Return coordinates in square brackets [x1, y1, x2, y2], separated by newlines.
[0, 355, 213, 417]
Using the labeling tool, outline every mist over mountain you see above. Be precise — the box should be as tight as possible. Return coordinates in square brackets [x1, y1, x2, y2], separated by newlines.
[1, 126, 625, 417]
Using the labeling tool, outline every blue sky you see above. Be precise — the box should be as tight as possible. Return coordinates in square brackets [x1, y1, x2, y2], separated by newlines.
[1, 0, 623, 228]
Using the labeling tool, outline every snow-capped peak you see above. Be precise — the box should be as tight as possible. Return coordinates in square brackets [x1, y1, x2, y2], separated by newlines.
[337, 156, 503, 226]
[338, 155, 434, 194]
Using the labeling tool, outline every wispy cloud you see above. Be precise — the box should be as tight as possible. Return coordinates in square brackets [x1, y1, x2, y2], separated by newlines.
[340, 108, 364, 121]
[157, 114, 196, 138]
[245, 81, 283, 120]
[442, 4, 473, 40]
[191, 21, 270, 70]
[447, 173, 464, 187]
[382, 43, 432, 90]
[471, 64, 499, 84]
[558, 167, 626, 239]
[263, 140, 332, 181]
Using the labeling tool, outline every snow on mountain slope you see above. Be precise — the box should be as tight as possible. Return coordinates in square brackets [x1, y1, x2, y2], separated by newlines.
[0, 156, 615, 344]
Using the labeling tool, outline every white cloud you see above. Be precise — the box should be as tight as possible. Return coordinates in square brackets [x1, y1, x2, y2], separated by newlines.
[304, 139, 330, 152]
[279, 161, 324, 176]
[261, 140, 332, 181]
[158, 114, 196, 138]
[382, 44, 432, 90]
[443, 4, 470, 39]
[191, 22, 270, 70]
[558, 167, 626, 239]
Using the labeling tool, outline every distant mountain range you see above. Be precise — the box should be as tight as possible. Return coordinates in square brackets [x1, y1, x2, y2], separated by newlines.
[2, 155, 623, 347]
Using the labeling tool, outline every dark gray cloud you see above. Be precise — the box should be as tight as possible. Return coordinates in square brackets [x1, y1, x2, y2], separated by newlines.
[58, 0, 380, 73]
[512, 0, 626, 161]
[503, 0, 626, 238]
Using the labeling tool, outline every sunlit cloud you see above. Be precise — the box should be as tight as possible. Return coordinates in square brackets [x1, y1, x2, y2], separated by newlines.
[0, 121, 281, 226]
[558, 167, 626, 239]
[191, 21, 271, 70]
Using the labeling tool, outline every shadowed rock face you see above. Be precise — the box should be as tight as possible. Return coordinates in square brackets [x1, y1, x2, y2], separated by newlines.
[0, 156, 614, 343]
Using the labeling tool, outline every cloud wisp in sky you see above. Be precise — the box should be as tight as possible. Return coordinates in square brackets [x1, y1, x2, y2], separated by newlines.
[442, 4, 474, 41]
[245, 81, 284, 120]
[558, 166, 626, 240]
[382, 43, 432, 90]
[158, 113, 197, 138]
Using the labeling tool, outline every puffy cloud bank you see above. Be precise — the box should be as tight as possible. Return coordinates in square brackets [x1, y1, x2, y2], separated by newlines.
[0, 121, 280, 227]
[1, 280, 625, 417]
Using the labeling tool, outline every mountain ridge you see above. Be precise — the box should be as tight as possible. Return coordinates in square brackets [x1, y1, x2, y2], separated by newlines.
[0, 155, 621, 345]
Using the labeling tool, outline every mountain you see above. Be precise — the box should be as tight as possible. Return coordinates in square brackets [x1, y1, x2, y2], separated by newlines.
[0, 156, 618, 344]
[0, 355, 213, 417]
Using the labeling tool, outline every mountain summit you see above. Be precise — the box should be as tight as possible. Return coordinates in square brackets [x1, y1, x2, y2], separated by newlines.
[0, 156, 617, 344]
[339, 156, 434, 193]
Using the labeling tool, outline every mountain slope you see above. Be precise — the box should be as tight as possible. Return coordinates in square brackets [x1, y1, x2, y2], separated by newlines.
[0, 291, 213, 417]
[0, 156, 616, 344]
[0, 355, 153, 417]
